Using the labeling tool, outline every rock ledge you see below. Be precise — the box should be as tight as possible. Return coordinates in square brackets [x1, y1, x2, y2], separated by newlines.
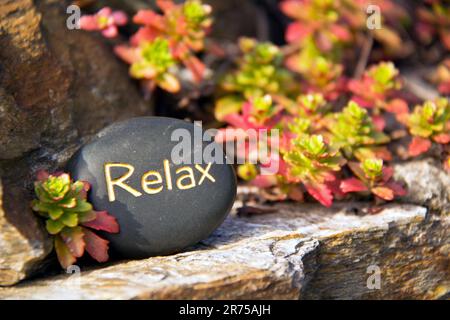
[0, 202, 448, 300]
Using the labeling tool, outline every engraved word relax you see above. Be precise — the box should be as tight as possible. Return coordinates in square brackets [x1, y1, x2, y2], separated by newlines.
[104, 160, 215, 202]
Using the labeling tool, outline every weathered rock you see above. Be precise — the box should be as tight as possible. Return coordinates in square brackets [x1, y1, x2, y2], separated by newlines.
[0, 180, 53, 286]
[0, 0, 149, 285]
[0, 202, 447, 299]
[394, 158, 450, 215]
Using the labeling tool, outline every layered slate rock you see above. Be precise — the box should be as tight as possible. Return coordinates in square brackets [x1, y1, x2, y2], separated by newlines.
[0, 0, 148, 285]
[0, 180, 53, 286]
[394, 158, 450, 215]
[0, 202, 447, 299]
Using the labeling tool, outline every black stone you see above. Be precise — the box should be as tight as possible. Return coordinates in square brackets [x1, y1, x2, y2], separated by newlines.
[67, 117, 236, 258]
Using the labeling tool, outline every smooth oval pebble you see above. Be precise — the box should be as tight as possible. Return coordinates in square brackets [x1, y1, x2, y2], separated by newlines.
[67, 117, 236, 258]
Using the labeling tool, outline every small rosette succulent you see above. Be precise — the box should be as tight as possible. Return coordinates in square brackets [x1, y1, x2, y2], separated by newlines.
[327, 101, 391, 161]
[215, 38, 292, 121]
[117, 38, 180, 93]
[32, 171, 119, 269]
[340, 159, 406, 201]
[79, 7, 128, 38]
[406, 98, 450, 157]
[348, 62, 407, 116]
[283, 134, 345, 207]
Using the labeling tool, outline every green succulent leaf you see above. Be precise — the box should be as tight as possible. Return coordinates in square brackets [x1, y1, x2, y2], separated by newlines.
[361, 158, 383, 180]
[214, 96, 244, 121]
[60, 212, 79, 227]
[407, 98, 450, 139]
[32, 171, 119, 269]
[66, 200, 93, 213]
[219, 38, 291, 102]
[284, 134, 344, 185]
[78, 211, 97, 223]
[329, 101, 390, 159]
[48, 207, 64, 220]
[46, 219, 65, 235]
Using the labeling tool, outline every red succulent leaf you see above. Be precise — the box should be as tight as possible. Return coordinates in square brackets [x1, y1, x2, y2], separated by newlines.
[79, 16, 99, 31]
[385, 182, 407, 196]
[184, 55, 206, 83]
[305, 183, 333, 207]
[385, 98, 409, 114]
[114, 45, 140, 64]
[83, 228, 110, 263]
[438, 81, 450, 95]
[223, 113, 252, 130]
[82, 181, 90, 192]
[340, 178, 368, 193]
[326, 178, 345, 198]
[102, 26, 119, 38]
[285, 22, 312, 43]
[408, 136, 432, 156]
[432, 133, 450, 144]
[280, 0, 302, 19]
[133, 10, 164, 29]
[157, 0, 176, 13]
[371, 186, 394, 201]
[54, 236, 77, 269]
[60, 227, 85, 258]
[112, 11, 128, 25]
[441, 31, 450, 51]
[330, 24, 351, 42]
[77, 181, 91, 200]
[251, 175, 278, 188]
[82, 211, 120, 233]
[350, 95, 373, 108]
[372, 115, 386, 131]
[381, 166, 394, 182]
[347, 162, 367, 182]
[130, 27, 159, 47]
[373, 147, 392, 161]
[36, 170, 50, 182]
[316, 31, 333, 52]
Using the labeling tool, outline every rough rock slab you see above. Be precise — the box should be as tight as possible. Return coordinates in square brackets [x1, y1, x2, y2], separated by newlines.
[0, 202, 448, 299]
[394, 159, 450, 215]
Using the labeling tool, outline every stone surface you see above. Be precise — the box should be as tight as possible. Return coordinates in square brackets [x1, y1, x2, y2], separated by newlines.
[68, 117, 236, 258]
[394, 158, 450, 215]
[0, 0, 149, 285]
[0, 180, 53, 286]
[0, 202, 447, 299]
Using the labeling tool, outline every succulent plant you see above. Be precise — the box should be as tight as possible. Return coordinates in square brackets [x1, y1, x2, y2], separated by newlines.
[215, 38, 293, 121]
[416, 0, 450, 50]
[348, 62, 407, 117]
[340, 159, 406, 201]
[406, 98, 450, 156]
[280, 0, 408, 73]
[131, 0, 211, 82]
[327, 101, 391, 161]
[80, 7, 128, 38]
[283, 134, 345, 207]
[116, 38, 180, 93]
[32, 171, 119, 269]
[111, 0, 211, 93]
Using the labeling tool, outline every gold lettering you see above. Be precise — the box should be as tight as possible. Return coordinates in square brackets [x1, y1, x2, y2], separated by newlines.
[163, 159, 173, 190]
[104, 163, 142, 202]
[141, 171, 163, 194]
[195, 163, 215, 185]
[176, 167, 196, 190]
